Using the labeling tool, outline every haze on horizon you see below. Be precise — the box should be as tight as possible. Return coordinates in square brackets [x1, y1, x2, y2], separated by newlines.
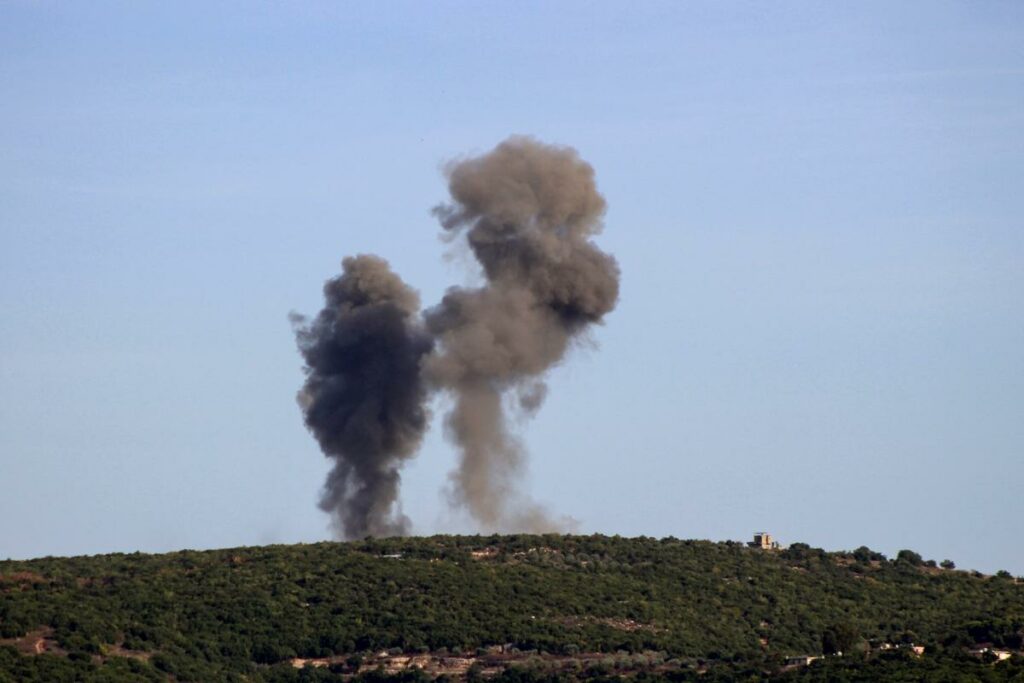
[1, 2, 1021, 574]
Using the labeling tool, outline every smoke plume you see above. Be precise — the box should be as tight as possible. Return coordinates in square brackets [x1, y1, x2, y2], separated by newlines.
[292, 255, 433, 539]
[425, 137, 619, 529]
[295, 137, 619, 538]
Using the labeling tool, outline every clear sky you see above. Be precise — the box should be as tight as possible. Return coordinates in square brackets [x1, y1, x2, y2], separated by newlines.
[1, 2, 1022, 573]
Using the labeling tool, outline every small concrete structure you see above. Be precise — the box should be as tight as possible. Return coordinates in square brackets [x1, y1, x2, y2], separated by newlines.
[784, 655, 820, 667]
[749, 532, 780, 550]
[970, 646, 1012, 662]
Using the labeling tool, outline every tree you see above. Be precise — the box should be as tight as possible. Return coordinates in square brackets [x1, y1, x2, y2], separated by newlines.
[896, 550, 923, 566]
[822, 630, 839, 655]
[852, 546, 886, 563]
[940, 559, 955, 570]
[822, 623, 860, 655]
[465, 662, 485, 683]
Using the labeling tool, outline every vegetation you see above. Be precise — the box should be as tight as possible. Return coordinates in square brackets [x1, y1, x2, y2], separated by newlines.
[1, 535, 1022, 681]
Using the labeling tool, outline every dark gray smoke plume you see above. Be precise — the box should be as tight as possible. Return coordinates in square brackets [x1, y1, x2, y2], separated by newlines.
[295, 137, 618, 538]
[292, 255, 432, 539]
[425, 137, 620, 531]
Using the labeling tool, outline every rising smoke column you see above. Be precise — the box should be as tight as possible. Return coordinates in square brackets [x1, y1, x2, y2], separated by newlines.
[293, 255, 433, 539]
[294, 137, 618, 537]
[424, 136, 620, 530]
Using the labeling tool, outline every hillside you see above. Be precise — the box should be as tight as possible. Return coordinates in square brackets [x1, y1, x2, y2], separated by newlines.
[1, 535, 1022, 682]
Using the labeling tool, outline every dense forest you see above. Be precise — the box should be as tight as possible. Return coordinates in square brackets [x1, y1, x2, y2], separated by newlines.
[1, 535, 1022, 681]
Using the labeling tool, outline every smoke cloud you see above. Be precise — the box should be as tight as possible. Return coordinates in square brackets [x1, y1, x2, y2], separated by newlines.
[292, 255, 433, 539]
[295, 137, 619, 538]
[425, 137, 620, 530]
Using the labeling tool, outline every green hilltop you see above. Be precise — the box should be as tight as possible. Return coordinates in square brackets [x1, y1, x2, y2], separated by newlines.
[1, 535, 1022, 682]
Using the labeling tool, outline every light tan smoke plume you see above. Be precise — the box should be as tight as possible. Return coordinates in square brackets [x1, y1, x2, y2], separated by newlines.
[424, 137, 620, 531]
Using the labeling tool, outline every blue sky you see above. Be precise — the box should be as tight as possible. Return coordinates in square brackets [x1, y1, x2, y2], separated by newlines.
[1, 2, 1022, 573]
